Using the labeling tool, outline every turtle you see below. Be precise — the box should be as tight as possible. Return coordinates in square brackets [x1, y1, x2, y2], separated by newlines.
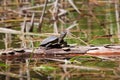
[40, 31, 68, 49]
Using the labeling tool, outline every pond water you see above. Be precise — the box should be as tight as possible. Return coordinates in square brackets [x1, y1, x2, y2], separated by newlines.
[0, 56, 120, 80]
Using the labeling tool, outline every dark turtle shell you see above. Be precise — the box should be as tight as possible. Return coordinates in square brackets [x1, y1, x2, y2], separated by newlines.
[40, 36, 58, 46]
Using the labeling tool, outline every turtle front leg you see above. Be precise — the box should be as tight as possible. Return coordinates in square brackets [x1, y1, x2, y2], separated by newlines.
[62, 41, 69, 47]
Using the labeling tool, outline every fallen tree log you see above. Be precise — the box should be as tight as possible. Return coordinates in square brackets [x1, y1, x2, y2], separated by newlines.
[1, 45, 120, 60]
[0, 47, 86, 60]
[86, 45, 120, 56]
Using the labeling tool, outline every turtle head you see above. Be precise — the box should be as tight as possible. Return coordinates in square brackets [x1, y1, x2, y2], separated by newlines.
[60, 31, 67, 38]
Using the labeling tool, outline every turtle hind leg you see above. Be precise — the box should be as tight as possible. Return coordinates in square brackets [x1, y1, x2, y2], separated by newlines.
[45, 43, 52, 50]
[52, 43, 61, 48]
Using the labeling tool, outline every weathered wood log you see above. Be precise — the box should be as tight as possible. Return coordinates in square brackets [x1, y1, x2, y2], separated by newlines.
[1, 45, 120, 60]
[86, 45, 120, 56]
[0, 47, 85, 60]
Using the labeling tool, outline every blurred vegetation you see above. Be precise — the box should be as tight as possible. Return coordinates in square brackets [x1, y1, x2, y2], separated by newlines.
[0, 0, 119, 49]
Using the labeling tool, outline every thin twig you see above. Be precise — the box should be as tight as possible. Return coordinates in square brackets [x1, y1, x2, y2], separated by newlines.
[38, 0, 48, 32]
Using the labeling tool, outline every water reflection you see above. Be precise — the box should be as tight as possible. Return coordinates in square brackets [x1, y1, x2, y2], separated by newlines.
[0, 58, 120, 80]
